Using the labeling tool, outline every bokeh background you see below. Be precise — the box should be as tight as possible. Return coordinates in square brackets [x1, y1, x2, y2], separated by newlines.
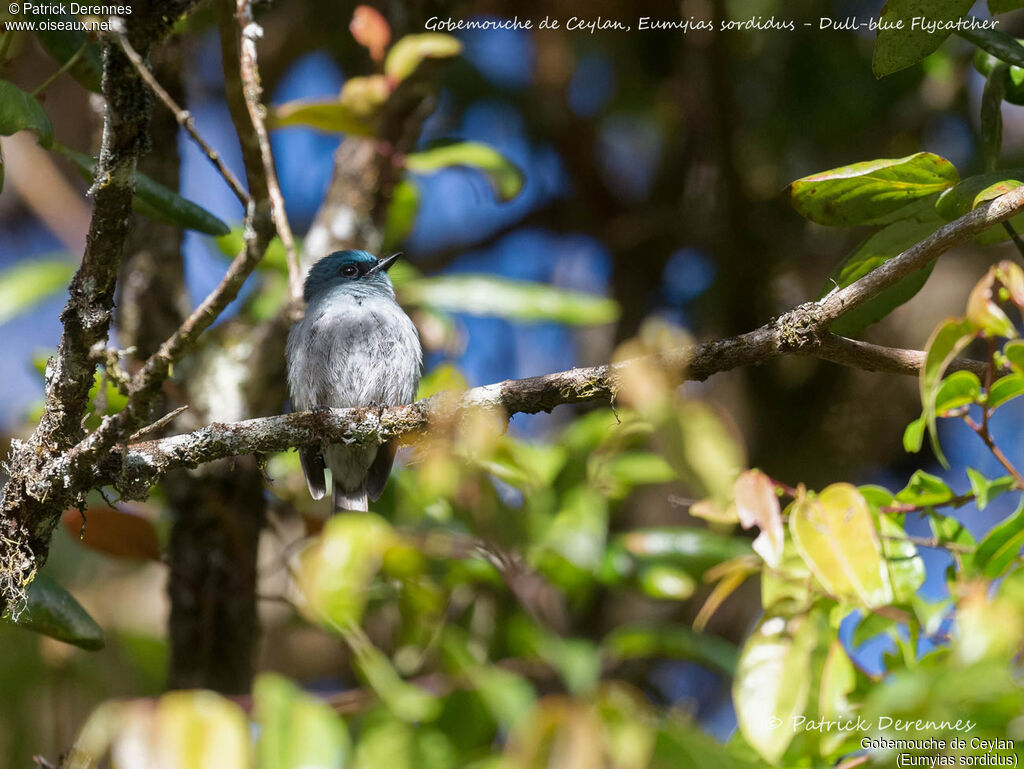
[2, 0, 1023, 763]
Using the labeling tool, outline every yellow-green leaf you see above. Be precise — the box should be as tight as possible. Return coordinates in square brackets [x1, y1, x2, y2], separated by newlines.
[400, 274, 618, 325]
[405, 141, 524, 202]
[384, 33, 462, 83]
[789, 484, 894, 608]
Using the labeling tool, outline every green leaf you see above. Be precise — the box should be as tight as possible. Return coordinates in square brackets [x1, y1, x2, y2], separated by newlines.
[384, 33, 462, 83]
[930, 513, 976, 573]
[961, 26, 1024, 70]
[609, 528, 753, 579]
[872, 0, 975, 77]
[789, 153, 958, 227]
[405, 142, 524, 202]
[896, 469, 955, 507]
[603, 623, 738, 675]
[1005, 339, 1024, 371]
[967, 468, 1016, 511]
[399, 274, 618, 324]
[0, 256, 75, 325]
[789, 484, 894, 608]
[350, 632, 441, 722]
[382, 179, 420, 251]
[2, 572, 104, 650]
[541, 486, 608, 573]
[271, 100, 376, 135]
[988, 373, 1024, 409]
[254, 673, 350, 769]
[0, 79, 53, 147]
[733, 611, 820, 763]
[637, 564, 697, 600]
[904, 415, 926, 453]
[826, 211, 945, 336]
[879, 517, 926, 603]
[34, 23, 103, 92]
[920, 318, 976, 467]
[57, 144, 231, 236]
[974, 44, 1024, 106]
[296, 513, 396, 630]
[934, 369, 982, 413]
[989, 0, 1024, 13]
[935, 172, 1024, 244]
[981, 63, 1008, 172]
[818, 640, 856, 722]
[975, 499, 1024, 578]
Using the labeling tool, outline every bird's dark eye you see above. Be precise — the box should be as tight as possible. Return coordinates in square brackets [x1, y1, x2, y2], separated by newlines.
[340, 264, 359, 278]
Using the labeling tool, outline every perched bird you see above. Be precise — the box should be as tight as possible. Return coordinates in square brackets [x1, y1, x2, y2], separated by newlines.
[286, 250, 422, 512]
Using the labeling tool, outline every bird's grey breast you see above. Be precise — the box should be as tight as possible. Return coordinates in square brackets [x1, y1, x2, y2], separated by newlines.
[286, 289, 421, 411]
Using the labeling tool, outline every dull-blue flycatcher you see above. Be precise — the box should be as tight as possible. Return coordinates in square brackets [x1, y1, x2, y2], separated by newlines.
[286, 250, 422, 511]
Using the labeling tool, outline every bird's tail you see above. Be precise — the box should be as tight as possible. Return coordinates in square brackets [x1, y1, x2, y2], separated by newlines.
[333, 485, 369, 513]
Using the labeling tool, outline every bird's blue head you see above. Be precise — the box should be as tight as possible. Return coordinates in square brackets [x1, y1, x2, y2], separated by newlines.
[303, 250, 401, 303]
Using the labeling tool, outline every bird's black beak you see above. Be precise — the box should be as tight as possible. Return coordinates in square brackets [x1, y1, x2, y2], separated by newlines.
[367, 253, 401, 275]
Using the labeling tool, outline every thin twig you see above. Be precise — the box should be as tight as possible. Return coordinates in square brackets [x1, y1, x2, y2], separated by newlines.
[881, 533, 974, 554]
[128, 404, 190, 442]
[963, 414, 1024, 489]
[233, 0, 303, 304]
[1003, 221, 1024, 263]
[112, 28, 250, 208]
[31, 42, 87, 97]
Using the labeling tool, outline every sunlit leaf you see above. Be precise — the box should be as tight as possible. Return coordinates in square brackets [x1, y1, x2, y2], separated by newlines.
[405, 141, 524, 202]
[254, 673, 350, 769]
[896, 469, 954, 507]
[349, 631, 441, 722]
[903, 415, 926, 453]
[271, 99, 376, 135]
[733, 611, 820, 763]
[935, 173, 1024, 244]
[382, 179, 420, 251]
[988, 373, 1024, 410]
[879, 517, 926, 604]
[919, 317, 975, 466]
[734, 470, 784, 568]
[872, 0, 975, 77]
[789, 152, 958, 226]
[1, 572, 104, 650]
[384, 33, 462, 83]
[0, 256, 74, 325]
[967, 264, 1018, 339]
[967, 468, 1016, 511]
[789, 484, 894, 608]
[934, 369, 981, 414]
[0, 79, 53, 146]
[400, 274, 618, 324]
[296, 513, 396, 630]
[638, 564, 697, 600]
[975, 499, 1024, 579]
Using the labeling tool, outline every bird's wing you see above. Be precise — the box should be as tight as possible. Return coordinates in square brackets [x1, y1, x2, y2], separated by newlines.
[299, 447, 327, 500]
[366, 441, 398, 501]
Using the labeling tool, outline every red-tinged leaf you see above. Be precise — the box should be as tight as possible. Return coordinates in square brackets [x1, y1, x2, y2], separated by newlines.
[61, 506, 161, 561]
[967, 264, 1018, 339]
[350, 5, 391, 62]
[734, 470, 784, 568]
